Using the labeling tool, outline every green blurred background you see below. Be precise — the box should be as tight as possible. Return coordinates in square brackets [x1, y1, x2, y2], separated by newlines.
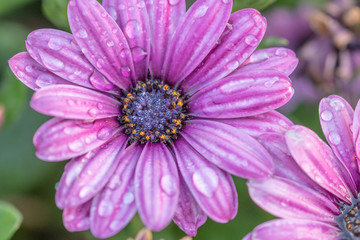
[0, 0, 326, 239]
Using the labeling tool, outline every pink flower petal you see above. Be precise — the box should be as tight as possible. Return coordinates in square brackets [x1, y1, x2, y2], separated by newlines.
[285, 125, 355, 203]
[63, 200, 92, 232]
[135, 143, 180, 231]
[163, 0, 232, 85]
[25, 29, 119, 94]
[173, 176, 207, 237]
[238, 48, 298, 76]
[174, 137, 237, 223]
[145, 0, 185, 77]
[182, 9, 266, 94]
[56, 134, 127, 208]
[248, 177, 340, 222]
[9, 52, 70, 91]
[30, 85, 121, 120]
[90, 144, 143, 238]
[188, 70, 293, 119]
[181, 119, 274, 179]
[215, 111, 293, 137]
[102, 0, 151, 80]
[33, 118, 121, 161]
[68, 0, 135, 89]
[353, 98, 360, 170]
[250, 219, 340, 240]
[319, 95, 360, 190]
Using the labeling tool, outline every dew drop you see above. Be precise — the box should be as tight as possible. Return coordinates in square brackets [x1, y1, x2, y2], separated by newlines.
[64, 213, 75, 221]
[250, 52, 270, 63]
[107, 175, 121, 190]
[275, 48, 288, 57]
[96, 59, 105, 69]
[64, 127, 73, 135]
[168, 0, 180, 5]
[67, 99, 75, 106]
[123, 192, 134, 204]
[89, 71, 114, 91]
[124, 20, 142, 39]
[25, 65, 33, 73]
[137, 1, 145, 8]
[79, 186, 92, 198]
[329, 98, 345, 111]
[244, 35, 258, 46]
[192, 168, 219, 197]
[17, 71, 25, 78]
[131, 47, 147, 62]
[120, 48, 131, 58]
[108, 7, 118, 20]
[68, 140, 85, 152]
[160, 175, 178, 196]
[106, 41, 115, 47]
[121, 67, 131, 77]
[88, 108, 99, 118]
[264, 77, 279, 88]
[226, 60, 239, 71]
[76, 219, 89, 229]
[329, 132, 341, 145]
[194, 5, 209, 18]
[109, 220, 122, 231]
[320, 110, 333, 121]
[119, 4, 126, 10]
[222, 0, 230, 3]
[76, 29, 88, 39]
[98, 200, 114, 217]
[97, 127, 112, 140]
[39, 51, 65, 71]
[48, 38, 63, 51]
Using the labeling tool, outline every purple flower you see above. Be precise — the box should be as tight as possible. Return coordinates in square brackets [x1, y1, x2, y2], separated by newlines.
[9, 0, 297, 238]
[246, 95, 360, 239]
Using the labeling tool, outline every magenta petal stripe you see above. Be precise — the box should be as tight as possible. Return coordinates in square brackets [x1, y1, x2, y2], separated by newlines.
[135, 143, 180, 231]
[173, 137, 237, 223]
[90, 144, 143, 238]
[286, 125, 356, 203]
[30, 85, 121, 120]
[33, 117, 121, 161]
[215, 111, 293, 137]
[189, 70, 293, 119]
[163, 0, 232, 85]
[102, 0, 151, 80]
[145, 0, 185, 77]
[181, 119, 274, 179]
[238, 48, 298, 76]
[353, 98, 360, 169]
[248, 177, 341, 222]
[56, 134, 127, 209]
[68, 0, 135, 89]
[25, 29, 119, 94]
[173, 176, 207, 237]
[9, 52, 71, 90]
[182, 8, 266, 94]
[319, 95, 360, 190]
[63, 200, 92, 232]
[248, 219, 340, 240]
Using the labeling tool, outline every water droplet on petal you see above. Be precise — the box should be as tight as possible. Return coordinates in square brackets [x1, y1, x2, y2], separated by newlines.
[192, 168, 219, 197]
[48, 38, 63, 51]
[107, 175, 121, 190]
[194, 5, 208, 18]
[320, 110, 333, 121]
[89, 71, 114, 91]
[275, 48, 288, 57]
[329, 98, 345, 111]
[244, 35, 258, 46]
[25, 65, 33, 73]
[76, 219, 90, 229]
[222, 0, 230, 3]
[123, 192, 134, 204]
[131, 47, 147, 62]
[250, 52, 270, 63]
[264, 77, 279, 88]
[329, 132, 341, 145]
[124, 20, 142, 39]
[225, 60, 239, 71]
[110, 220, 122, 231]
[160, 175, 178, 196]
[106, 41, 115, 47]
[97, 127, 112, 140]
[120, 48, 131, 58]
[121, 67, 131, 77]
[168, 0, 180, 5]
[88, 108, 99, 118]
[64, 127, 73, 135]
[17, 71, 25, 78]
[98, 200, 114, 217]
[79, 186, 92, 198]
[137, 1, 145, 8]
[76, 29, 88, 39]
[96, 59, 105, 69]
[68, 140, 85, 152]
[108, 7, 118, 20]
[119, 4, 126, 10]
[39, 51, 65, 71]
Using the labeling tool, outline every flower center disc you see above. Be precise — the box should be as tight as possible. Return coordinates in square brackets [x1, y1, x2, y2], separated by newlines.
[119, 79, 188, 144]
[337, 199, 360, 239]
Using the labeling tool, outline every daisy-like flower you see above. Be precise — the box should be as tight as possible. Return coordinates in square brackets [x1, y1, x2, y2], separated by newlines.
[246, 95, 360, 239]
[9, 0, 297, 238]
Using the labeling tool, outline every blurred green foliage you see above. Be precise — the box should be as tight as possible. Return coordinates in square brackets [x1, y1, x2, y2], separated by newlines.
[0, 0, 37, 16]
[0, 201, 22, 240]
[42, 0, 70, 31]
[234, 0, 276, 11]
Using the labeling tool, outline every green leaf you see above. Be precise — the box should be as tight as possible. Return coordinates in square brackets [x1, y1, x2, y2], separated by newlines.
[0, 0, 38, 16]
[0, 201, 22, 240]
[42, 0, 70, 31]
[233, 0, 276, 11]
[257, 37, 289, 49]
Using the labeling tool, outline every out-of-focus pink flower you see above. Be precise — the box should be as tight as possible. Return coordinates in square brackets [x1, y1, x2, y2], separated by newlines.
[9, 0, 297, 238]
[266, 0, 360, 109]
[246, 95, 360, 239]
[0, 105, 4, 130]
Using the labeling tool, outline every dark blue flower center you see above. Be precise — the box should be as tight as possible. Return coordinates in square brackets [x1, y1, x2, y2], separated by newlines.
[337, 199, 360, 239]
[119, 79, 188, 144]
